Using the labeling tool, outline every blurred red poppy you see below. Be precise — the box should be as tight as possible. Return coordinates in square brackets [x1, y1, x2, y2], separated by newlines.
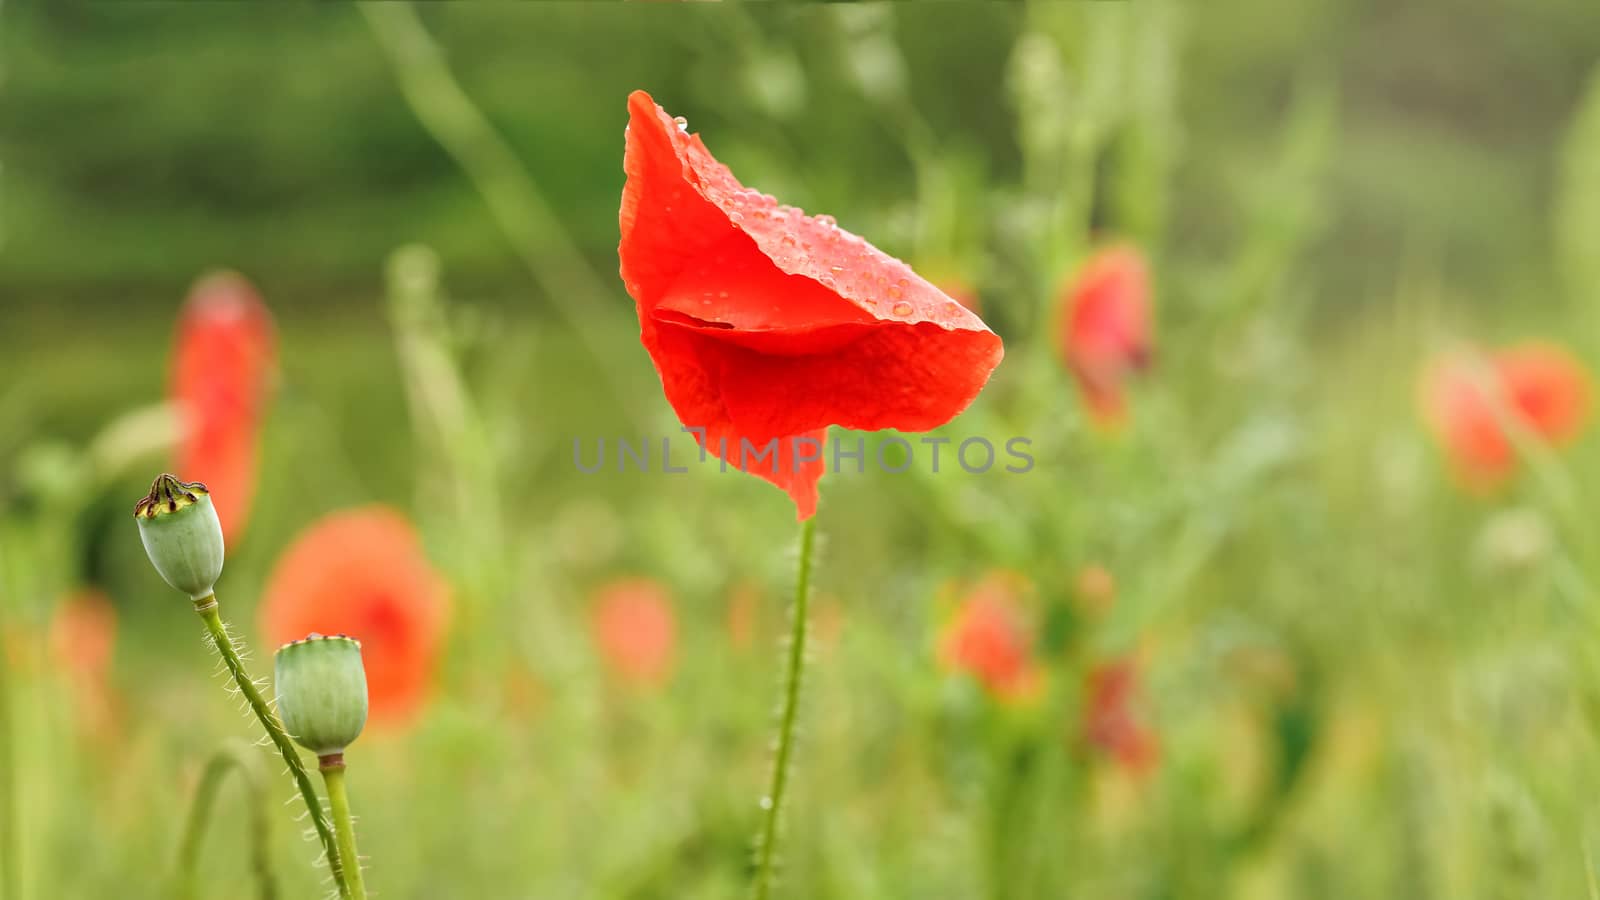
[938, 572, 1041, 703]
[49, 588, 120, 738]
[725, 580, 762, 652]
[1074, 563, 1117, 619]
[260, 507, 450, 724]
[618, 91, 1004, 519]
[1083, 658, 1158, 776]
[171, 271, 277, 541]
[1058, 246, 1151, 426]
[1421, 342, 1592, 489]
[937, 277, 982, 316]
[591, 578, 677, 686]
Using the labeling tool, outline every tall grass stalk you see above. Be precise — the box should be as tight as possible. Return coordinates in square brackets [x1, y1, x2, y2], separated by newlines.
[360, 3, 645, 426]
[174, 739, 277, 900]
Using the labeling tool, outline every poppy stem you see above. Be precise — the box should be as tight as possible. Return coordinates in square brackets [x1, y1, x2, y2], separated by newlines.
[192, 595, 351, 899]
[750, 516, 817, 900]
[174, 739, 277, 900]
[319, 756, 368, 900]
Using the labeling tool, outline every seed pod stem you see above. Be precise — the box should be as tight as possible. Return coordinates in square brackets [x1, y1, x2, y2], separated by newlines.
[193, 596, 350, 899]
[318, 756, 368, 900]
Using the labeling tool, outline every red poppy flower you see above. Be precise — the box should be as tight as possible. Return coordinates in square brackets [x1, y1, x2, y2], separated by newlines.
[260, 507, 450, 724]
[725, 580, 762, 652]
[935, 277, 982, 315]
[940, 280, 979, 315]
[591, 577, 677, 686]
[50, 589, 116, 679]
[1058, 246, 1152, 426]
[1074, 563, 1117, 619]
[618, 91, 1004, 519]
[1421, 342, 1592, 489]
[171, 271, 277, 541]
[1083, 658, 1158, 776]
[50, 588, 120, 738]
[938, 572, 1041, 703]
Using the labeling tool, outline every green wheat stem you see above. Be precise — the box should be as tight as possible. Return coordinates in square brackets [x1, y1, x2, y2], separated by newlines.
[319, 760, 367, 900]
[192, 596, 350, 899]
[750, 516, 817, 900]
[174, 739, 278, 900]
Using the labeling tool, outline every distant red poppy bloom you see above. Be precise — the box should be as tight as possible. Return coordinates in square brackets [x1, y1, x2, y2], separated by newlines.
[1421, 342, 1592, 488]
[936, 277, 982, 316]
[1058, 246, 1151, 426]
[938, 572, 1041, 703]
[811, 593, 847, 658]
[1083, 658, 1158, 775]
[1074, 564, 1117, 619]
[171, 271, 277, 541]
[50, 588, 120, 738]
[725, 580, 762, 652]
[260, 507, 450, 724]
[591, 578, 677, 686]
[618, 91, 1004, 519]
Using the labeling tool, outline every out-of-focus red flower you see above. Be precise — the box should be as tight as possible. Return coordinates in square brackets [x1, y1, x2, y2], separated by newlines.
[260, 507, 450, 725]
[50, 588, 120, 738]
[1421, 342, 1592, 489]
[725, 580, 762, 652]
[937, 278, 983, 316]
[939, 572, 1041, 703]
[1074, 564, 1117, 619]
[1058, 246, 1152, 426]
[591, 578, 677, 686]
[618, 91, 1004, 519]
[1083, 658, 1158, 776]
[171, 271, 277, 541]
[811, 592, 846, 658]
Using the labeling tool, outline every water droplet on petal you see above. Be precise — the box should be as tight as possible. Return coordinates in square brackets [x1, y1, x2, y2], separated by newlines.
[673, 116, 689, 132]
[891, 301, 913, 317]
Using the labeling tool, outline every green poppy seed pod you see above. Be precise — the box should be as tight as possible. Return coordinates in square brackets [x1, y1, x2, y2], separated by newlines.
[274, 634, 369, 756]
[133, 474, 225, 600]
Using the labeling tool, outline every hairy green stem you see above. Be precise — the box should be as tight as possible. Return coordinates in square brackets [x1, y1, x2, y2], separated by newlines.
[319, 758, 367, 900]
[193, 596, 350, 899]
[750, 516, 817, 900]
[175, 739, 277, 900]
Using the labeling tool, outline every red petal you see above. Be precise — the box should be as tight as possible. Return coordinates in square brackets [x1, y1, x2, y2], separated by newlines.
[619, 91, 1004, 518]
[1060, 246, 1150, 425]
[171, 272, 277, 540]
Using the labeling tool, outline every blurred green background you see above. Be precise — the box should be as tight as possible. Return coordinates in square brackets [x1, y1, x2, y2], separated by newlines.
[5, 0, 1600, 897]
